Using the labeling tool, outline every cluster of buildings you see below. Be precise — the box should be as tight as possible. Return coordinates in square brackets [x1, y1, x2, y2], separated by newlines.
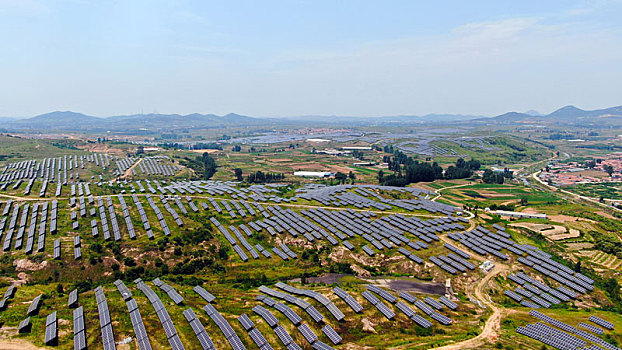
[539, 154, 622, 186]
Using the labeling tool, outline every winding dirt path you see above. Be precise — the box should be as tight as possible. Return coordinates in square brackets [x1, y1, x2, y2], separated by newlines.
[430, 182, 475, 219]
[433, 263, 512, 350]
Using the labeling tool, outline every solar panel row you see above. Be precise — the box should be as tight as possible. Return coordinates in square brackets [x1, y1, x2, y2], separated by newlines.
[184, 308, 216, 350]
[204, 303, 247, 350]
[135, 280, 185, 350]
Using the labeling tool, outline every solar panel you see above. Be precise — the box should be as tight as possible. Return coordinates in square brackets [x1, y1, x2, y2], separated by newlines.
[297, 323, 318, 344]
[193, 286, 216, 303]
[68, 289, 79, 308]
[18, 317, 31, 333]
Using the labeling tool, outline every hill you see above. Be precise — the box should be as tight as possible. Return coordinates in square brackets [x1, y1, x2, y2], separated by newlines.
[8, 111, 103, 130]
[3, 111, 264, 132]
[488, 105, 622, 126]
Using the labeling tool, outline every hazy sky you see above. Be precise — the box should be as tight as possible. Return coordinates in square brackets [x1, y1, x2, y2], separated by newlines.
[1, 0, 621, 118]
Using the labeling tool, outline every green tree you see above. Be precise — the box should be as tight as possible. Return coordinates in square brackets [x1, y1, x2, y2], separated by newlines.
[335, 172, 347, 184]
[56, 283, 64, 295]
[201, 153, 217, 179]
[234, 168, 243, 181]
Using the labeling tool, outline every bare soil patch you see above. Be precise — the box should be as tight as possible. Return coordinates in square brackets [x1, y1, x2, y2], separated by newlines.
[548, 228, 581, 241]
[0, 338, 45, 350]
[364, 278, 445, 295]
[13, 259, 48, 272]
[566, 242, 594, 250]
[188, 149, 220, 154]
[548, 214, 596, 223]
[303, 273, 349, 285]
[78, 143, 126, 156]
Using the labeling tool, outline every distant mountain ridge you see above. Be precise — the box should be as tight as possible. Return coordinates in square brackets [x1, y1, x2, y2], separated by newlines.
[2, 104, 620, 132]
[4, 111, 263, 132]
[488, 105, 622, 126]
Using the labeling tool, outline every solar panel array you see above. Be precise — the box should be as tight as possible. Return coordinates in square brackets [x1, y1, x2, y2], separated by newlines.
[146, 194, 171, 236]
[68, 288, 79, 308]
[2, 202, 21, 251]
[94, 286, 117, 350]
[524, 311, 621, 350]
[153, 277, 185, 305]
[448, 225, 595, 301]
[23, 202, 39, 254]
[131, 194, 154, 239]
[332, 287, 363, 313]
[237, 313, 272, 350]
[135, 279, 185, 350]
[0, 154, 181, 185]
[10, 202, 29, 250]
[193, 286, 216, 303]
[252, 304, 301, 349]
[74, 234, 82, 259]
[578, 322, 605, 335]
[160, 195, 184, 227]
[18, 316, 31, 333]
[53, 238, 61, 259]
[73, 306, 87, 350]
[589, 315, 615, 330]
[0, 284, 16, 311]
[44, 311, 58, 346]
[0, 154, 102, 186]
[256, 294, 336, 348]
[8, 157, 622, 350]
[204, 303, 247, 350]
[276, 282, 345, 321]
[259, 285, 326, 323]
[256, 295, 302, 325]
[362, 289, 395, 320]
[135, 156, 177, 176]
[27, 294, 43, 316]
[120, 281, 152, 350]
[184, 308, 216, 350]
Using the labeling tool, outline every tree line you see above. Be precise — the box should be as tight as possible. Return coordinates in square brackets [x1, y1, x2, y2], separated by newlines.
[245, 171, 285, 183]
[377, 148, 480, 186]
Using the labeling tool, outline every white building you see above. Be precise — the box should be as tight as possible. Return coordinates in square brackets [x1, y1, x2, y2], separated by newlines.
[293, 171, 333, 178]
[485, 208, 547, 219]
[480, 260, 495, 272]
[341, 146, 372, 150]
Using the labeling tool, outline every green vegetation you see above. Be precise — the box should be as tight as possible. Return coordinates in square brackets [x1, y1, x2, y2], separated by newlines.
[180, 152, 218, 179]
[381, 154, 479, 186]
[590, 231, 622, 258]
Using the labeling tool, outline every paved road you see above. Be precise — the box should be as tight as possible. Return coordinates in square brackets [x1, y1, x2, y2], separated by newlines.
[531, 170, 622, 213]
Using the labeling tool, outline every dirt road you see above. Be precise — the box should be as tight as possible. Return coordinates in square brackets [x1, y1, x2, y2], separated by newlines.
[433, 263, 511, 350]
[121, 158, 143, 179]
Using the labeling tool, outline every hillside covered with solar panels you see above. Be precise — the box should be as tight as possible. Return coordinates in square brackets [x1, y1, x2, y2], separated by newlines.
[0, 134, 621, 350]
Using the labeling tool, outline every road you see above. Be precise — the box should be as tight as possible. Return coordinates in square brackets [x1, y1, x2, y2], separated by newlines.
[120, 158, 143, 179]
[430, 182, 475, 219]
[531, 170, 622, 213]
[433, 263, 512, 350]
